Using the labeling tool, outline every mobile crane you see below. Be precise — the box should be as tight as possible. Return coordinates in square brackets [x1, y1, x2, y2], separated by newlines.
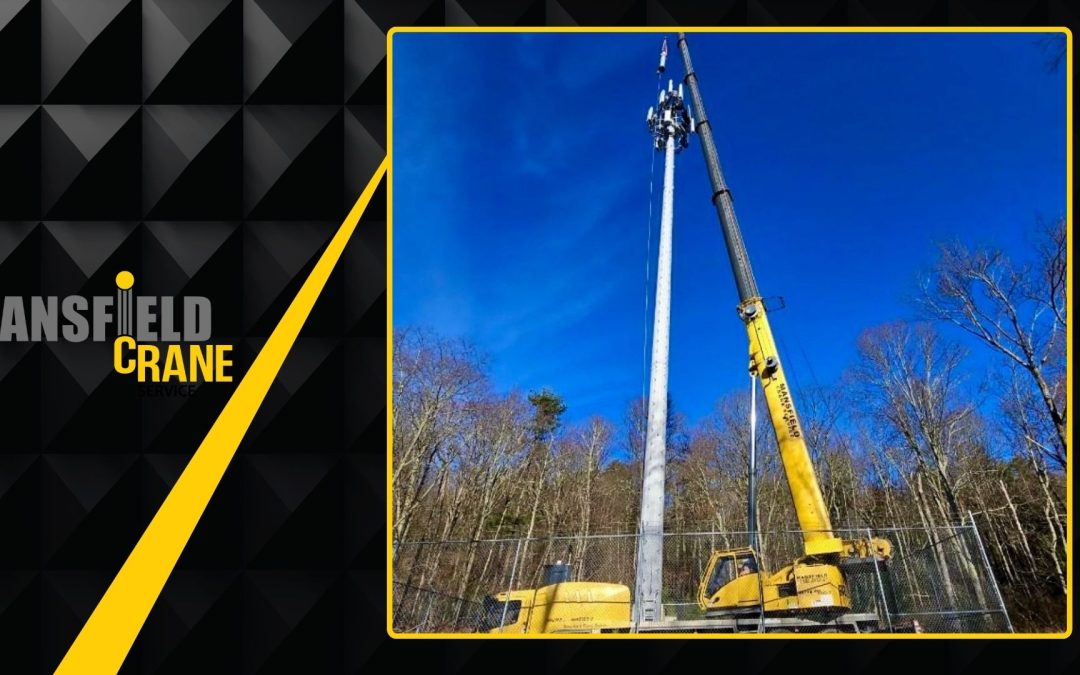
[676, 31, 891, 630]
[479, 34, 891, 634]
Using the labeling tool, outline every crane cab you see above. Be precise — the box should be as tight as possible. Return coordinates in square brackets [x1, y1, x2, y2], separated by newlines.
[698, 546, 851, 616]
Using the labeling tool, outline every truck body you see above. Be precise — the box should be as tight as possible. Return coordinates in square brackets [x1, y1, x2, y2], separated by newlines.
[483, 582, 631, 633]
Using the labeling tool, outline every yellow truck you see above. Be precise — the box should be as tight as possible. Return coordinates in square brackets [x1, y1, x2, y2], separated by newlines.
[482, 581, 631, 633]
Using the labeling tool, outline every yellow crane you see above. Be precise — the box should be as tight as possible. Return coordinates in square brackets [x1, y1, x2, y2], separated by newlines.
[677, 30, 891, 626]
[692, 295, 893, 619]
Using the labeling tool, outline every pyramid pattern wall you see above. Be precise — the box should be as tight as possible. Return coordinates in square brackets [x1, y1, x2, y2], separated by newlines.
[1, 2, 384, 671]
[1, 0, 1073, 672]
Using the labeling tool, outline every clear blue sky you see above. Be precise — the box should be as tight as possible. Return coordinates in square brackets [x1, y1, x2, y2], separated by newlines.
[392, 32, 1066, 425]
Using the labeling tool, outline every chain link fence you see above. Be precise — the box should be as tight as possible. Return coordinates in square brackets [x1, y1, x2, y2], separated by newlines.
[392, 522, 1012, 634]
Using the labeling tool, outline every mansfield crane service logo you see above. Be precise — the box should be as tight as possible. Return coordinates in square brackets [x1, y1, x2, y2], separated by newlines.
[1, 271, 233, 395]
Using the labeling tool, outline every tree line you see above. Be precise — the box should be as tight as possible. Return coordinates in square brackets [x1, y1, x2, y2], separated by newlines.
[392, 219, 1067, 631]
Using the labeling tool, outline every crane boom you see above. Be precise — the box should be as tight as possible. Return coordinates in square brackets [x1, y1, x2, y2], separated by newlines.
[676, 33, 842, 557]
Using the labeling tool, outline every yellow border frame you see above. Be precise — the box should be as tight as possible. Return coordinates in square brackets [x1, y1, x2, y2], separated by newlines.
[386, 24, 1071, 635]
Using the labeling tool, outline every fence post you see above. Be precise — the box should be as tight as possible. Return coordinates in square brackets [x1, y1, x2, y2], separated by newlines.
[867, 528, 893, 633]
[967, 511, 1014, 633]
[500, 538, 524, 630]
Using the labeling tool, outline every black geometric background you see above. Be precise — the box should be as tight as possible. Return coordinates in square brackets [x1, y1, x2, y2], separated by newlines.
[2, 1, 382, 672]
[1, 0, 1076, 673]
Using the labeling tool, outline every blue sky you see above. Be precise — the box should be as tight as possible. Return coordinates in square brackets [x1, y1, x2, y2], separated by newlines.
[391, 32, 1067, 425]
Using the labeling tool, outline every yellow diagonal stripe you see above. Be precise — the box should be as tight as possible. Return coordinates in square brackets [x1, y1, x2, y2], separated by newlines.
[56, 159, 387, 674]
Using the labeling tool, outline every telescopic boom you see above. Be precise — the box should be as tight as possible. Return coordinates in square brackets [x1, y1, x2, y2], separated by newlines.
[676, 33, 842, 556]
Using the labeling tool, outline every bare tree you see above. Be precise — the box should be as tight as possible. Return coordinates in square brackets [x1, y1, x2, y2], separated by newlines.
[999, 366, 1067, 593]
[918, 220, 1067, 467]
[392, 328, 487, 541]
[573, 417, 612, 562]
[853, 323, 974, 524]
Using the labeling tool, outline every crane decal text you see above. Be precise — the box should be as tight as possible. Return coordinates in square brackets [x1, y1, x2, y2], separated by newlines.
[776, 382, 801, 439]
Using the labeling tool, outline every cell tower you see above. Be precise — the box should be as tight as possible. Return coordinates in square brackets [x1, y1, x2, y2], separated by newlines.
[634, 48, 693, 624]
